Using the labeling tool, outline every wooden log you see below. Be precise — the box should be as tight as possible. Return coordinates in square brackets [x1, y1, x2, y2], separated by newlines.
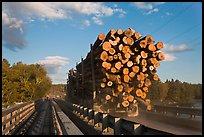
[104, 29, 116, 42]
[102, 78, 107, 82]
[102, 62, 111, 70]
[139, 40, 147, 48]
[105, 94, 111, 101]
[93, 33, 106, 50]
[142, 66, 147, 73]
[122, 100, 129, 107]
[124, 52, 131, 59]
[144, 35, 154, 44]
[127, 61, 133, 67]
[141, 92, 146, 99]
[157, 52, 165, 61]
[123, 74, 130, 83]
[101, 83, 106, 88]
[153, 74, 159, 81]
[117, 84, 123, 92]
[124, 28, 135, 37]
[141, 51, 148, 59]
[100, 51, 109, 62]
[122, 46, 131, 54]
[145, 99, 150, 104]
[147, 105, 152, 110]
[132, 32, 142, 41]
[107, 81, 113, 87]
[136, 89, 143, 97]
[143, 86, 148, 92]
[129, 72, 136, 78]
[111, 67, 117, 73]
[126, 37, 134, 46]
[119, 44, 123, 51]
[108, 56, 114, 61]
[153, 61, 160, 68]
[134, 55, 141, 65]
[141, 59, 147, 66]
[113, 54, 118, 60]
[155, 42, 164, 50]
[132, 66, 140, 73]
[128, 95, 134, 102]
[121, 58, 129, 64]
[122, 36, 128, 44]
[115, 61, 123, 70]
[148, 43, 156, 51]
[117, 29, 123, 35]
[149, 65, 155, 71]
[123, 68, 129, 75]
[109, 48, 116, 55]
[102, 41, 112, 51]
[109, 39, 118, 46]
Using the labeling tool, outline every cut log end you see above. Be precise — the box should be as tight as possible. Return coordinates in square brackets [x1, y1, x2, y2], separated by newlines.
[136, 89, 143, 97]
[102, 41, 111, 51]
[156, 42, 164, 50]
[105, 94, 111, 101]
[122, 100, 130, 107]
[98, 33, 106, 41]
[100, 51, 108, 61]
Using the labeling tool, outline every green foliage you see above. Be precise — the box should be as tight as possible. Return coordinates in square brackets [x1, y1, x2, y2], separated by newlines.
[148, 79, 202, 106]
[2, 58, 52, 107]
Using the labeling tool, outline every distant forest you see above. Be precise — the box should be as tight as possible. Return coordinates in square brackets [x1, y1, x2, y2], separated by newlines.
[2, 59, 202, 108]
[148, 79, 202, 106]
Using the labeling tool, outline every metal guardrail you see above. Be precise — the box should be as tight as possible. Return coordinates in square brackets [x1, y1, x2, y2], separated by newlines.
[2, 101, 35, 135]
[72, 104, 171, 135]
[153, 105, 202, 118]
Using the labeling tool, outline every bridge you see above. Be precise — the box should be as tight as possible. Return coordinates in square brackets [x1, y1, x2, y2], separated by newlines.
[2, 98, 202, 135]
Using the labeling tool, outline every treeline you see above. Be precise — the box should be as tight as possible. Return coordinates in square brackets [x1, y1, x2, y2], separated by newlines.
[2, 58, 52, 108]
[47, 84, 66, 97]
[147, 79, 202, 106]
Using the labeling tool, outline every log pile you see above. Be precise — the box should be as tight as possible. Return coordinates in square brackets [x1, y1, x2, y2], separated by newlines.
[67, 28, 165, 112]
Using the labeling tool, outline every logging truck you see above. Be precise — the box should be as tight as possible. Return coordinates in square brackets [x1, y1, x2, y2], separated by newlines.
[66, 28, 165, 117]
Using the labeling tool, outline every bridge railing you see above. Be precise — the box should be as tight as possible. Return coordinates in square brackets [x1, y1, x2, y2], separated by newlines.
[72, 104, 170, 135]
[2, 99, 43, 135]
[152, 105, 202, 118]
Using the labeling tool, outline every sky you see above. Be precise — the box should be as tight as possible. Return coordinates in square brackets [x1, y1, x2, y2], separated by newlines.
[2, 2, 202, 84]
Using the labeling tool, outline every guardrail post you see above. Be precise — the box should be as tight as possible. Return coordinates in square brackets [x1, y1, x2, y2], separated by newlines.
[133, 123, 143, 135]
[79, 106, 84, 119]
[83, 107, 88, 121]
[114, 118, 121, 135]
[88, 109, 94, 125]
[102, 113, 109, 134]
[94, 111, 101, 128]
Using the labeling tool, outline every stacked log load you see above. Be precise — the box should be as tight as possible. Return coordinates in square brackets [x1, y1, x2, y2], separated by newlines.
[68, 28, 165, 113]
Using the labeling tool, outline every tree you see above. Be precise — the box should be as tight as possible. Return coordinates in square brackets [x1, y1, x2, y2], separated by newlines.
[2, 59, 52, 107]
[158, 82, 169, 102]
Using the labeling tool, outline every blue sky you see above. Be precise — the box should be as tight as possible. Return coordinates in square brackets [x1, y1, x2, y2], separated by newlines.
[2, 2, 202, 84]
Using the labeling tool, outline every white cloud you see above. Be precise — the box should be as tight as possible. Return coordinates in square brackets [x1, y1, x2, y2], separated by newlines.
[2, 2, 126, 50]
[133, 2, 153, 10]
[92, 16, 103, 25]
[165, 12, 173, 16]
[163, 53, 176, 62]
[37, 56, 69, 84]
[132, 2, 165, 15]
[2, 11, 26, 51]
[37, 56, 69, 74]
[154, 2, 166, 5]
[83, 19, 90, 27]
[163, 43, 193, 53]
[145, 8, 159, 15]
